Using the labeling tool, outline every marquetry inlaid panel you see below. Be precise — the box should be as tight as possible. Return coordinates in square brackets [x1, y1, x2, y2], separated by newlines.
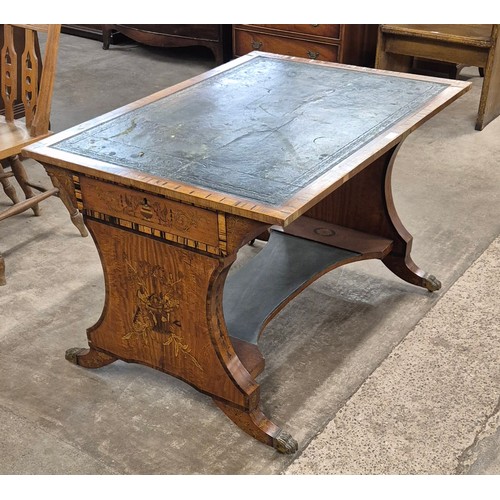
[79, 176, 226, 255]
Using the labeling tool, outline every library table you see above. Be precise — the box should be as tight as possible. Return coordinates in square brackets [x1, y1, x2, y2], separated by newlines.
[23, 52, 470, 453]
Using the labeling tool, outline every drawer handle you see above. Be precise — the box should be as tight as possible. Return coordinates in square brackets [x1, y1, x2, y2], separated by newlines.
[251, 40, 263, 50]
[307, 51, 320, 60]
[140, 197, 153, 220]
[311, 24, 320, 27]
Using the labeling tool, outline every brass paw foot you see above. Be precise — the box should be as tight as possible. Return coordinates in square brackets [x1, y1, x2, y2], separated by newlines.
[424, 274, 441, 292]
[273, 429, 298, 454]
[214, 399, 298, 453]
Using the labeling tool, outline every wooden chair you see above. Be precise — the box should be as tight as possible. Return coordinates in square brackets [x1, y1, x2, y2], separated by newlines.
[0, 24, 87, 285]
[375, 24, 500, 130]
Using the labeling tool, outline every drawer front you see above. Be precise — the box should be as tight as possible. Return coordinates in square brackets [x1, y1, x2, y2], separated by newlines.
[79, 177, 220, 247]
[252, 24, 341, 40]
[234, 30, 339, 61]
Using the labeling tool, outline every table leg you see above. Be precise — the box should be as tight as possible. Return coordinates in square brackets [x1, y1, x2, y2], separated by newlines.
[306, 143, 441, 292]
[214, 400, 298, 454]
[56, 190, 295, 451]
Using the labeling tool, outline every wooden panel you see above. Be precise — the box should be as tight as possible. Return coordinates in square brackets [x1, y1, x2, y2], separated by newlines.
[84, 219, 254, 408]
[79, 176, 220, 247]
[247, 24, 341, 40]
[381, 24, 494, 46]
[1, 25, 17, 121]
[384, 36, 489, 67]
[0, 26, 43, 120]
[282, 216, 393, 257]
[233, 30, 339, 61]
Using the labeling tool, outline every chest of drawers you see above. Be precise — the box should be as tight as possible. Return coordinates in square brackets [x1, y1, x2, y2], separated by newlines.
[103, 25, 232, 65]
[233, 24, 377, 67]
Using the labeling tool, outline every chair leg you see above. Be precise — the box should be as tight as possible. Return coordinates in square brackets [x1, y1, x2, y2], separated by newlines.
[0, 251, 6, 286]
[476, 39, 500, 130]
[9, 155, 40, 216]
[0, 160, 20, 205]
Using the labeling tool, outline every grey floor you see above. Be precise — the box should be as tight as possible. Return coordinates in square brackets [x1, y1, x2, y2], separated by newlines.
[1, 33, 499, 475]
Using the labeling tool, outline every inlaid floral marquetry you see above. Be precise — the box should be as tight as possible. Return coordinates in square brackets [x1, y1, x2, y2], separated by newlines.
[122, 257, 203, 371]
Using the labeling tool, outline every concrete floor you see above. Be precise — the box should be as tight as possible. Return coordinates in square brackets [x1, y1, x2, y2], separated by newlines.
[1, 33, 499, 475]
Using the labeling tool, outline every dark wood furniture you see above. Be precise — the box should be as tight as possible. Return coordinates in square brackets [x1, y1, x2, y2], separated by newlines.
[61, 24, 123, 44]
[102, 25, 232, 65]
[233, 24, 378, 66]
[0, 24, 87, 285]
[23, 52, 469, 452]
[375, 24, 500, 130]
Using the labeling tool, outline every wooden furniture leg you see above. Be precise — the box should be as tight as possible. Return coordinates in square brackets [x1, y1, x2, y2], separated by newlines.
[59, 182, 295, 452]
[45, 167, 88, 237]
[0, 160, 19, 204]
[0, 251, 5, 286]
[375, 28, 413, 73]
[102, 25, 112, 50]
[9, 155, 40, 216]
[306, 143, 441, 292]
[477, 25, 500, 130]
[214, 400, 298, 453]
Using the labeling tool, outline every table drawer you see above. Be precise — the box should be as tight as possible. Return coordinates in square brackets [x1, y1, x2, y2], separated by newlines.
[251, 24, 341, 40]
[234, 30, 339, 61]
[79, 177, 220, 247]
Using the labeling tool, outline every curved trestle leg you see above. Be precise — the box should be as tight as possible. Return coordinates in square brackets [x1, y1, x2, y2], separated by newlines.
[383, 253, 441, 292]
[214, 399, 298, 454]
[305, 143, 442, 293]
[65, 346, 117, 368]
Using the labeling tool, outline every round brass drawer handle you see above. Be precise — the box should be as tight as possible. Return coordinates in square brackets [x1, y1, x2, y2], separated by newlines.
[307, 50, 320, 60]
[251, 40, 263, 50]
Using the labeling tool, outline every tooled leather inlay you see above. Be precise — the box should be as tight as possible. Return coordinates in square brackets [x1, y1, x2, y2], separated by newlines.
[53, 56, 446, 206]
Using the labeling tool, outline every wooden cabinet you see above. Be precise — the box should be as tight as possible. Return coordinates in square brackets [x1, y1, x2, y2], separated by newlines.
[102, 25, 232, 65]
[233, 24, 378, 67]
